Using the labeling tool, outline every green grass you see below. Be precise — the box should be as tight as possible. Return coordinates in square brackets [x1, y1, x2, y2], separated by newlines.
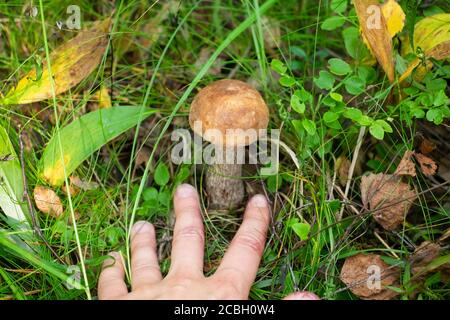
[0, 0, 449, 300]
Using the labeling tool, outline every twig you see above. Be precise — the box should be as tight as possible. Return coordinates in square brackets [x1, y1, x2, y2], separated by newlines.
[18, 126, 64, 264]
[338, 126, 366, 221]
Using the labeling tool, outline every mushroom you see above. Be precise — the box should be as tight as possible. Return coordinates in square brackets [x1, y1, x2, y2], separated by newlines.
[189, 79, 269, 209]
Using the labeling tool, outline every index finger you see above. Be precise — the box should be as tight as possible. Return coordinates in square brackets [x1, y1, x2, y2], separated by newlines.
[214, 195, 270, 294]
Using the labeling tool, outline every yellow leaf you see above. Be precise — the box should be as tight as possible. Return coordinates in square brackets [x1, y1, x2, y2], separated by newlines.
[353, 0, 395, 83]
[94, 86, 112, 109]
[381, 0, 405, 37]
[400, 14, 450, 83]
[2, 18, 111, 105]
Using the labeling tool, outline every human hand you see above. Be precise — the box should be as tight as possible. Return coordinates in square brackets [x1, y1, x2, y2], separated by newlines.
[98, 184, 319, 300]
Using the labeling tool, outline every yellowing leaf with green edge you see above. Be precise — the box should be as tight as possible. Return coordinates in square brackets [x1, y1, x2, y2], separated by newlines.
[40, 106, 157, 186]
[1, 18, 111, 105]
[381, 0, 405, 37]
[353, 0, 395, 83]
[399, 13, 450, 83]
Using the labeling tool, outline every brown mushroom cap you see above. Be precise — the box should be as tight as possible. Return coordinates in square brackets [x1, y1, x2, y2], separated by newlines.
[189, 79, 269, 147]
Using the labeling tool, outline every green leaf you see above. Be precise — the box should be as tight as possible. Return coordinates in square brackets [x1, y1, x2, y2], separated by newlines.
[344, 76, 365, 95]
[343, 107, 362, 120]
[331, 0, 348, 13]
[279, 75, 296, 87]
[328, 58, 352, 75]
[0, 126, 29, 228]
[375, 119, 393, 133]
[270, 58, 287, 74]
[433, 90, 448, 106]
[369, 122, 385, 140]
[294, 88, 312, 102]
[143, 187, 158, 201]
[357, 115, 373, 126]
[426, 108, 444, 125]
[291, 222, 310, 241]
[330, 92, 343, 102]
[314, 71, 335, 90]
[323, 111, 339, 123]
[290, 95, 305, 114]
[321, 16, 345, 31]
[41, 106, 156, 186]
[301, 119, 317, 135]
[154, 162, 170, 186]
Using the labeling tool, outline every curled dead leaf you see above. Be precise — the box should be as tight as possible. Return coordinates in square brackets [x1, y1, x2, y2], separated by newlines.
[394, 150, 416, 177]
[1, 18, 111, 105]
[34, 186, 63, 218]
[361, 173, 417, 230]
[413, 153, 437, 176]
[340, 253, 400, 300]
[353, 0, 395, 82]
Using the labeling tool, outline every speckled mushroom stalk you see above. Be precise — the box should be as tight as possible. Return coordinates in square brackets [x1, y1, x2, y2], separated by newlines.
[189, 79, 269, 210]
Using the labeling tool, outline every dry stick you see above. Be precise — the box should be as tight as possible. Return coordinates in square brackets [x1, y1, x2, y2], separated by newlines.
[338, 126, 366, 221]
[18, 127, 64, 264]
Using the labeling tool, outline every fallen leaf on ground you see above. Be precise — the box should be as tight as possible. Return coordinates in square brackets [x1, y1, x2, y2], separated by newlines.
[33, 186, 63, 218]
[410, 241, 450, 282]
[361, 173, 417, 230]
[399, 13, 450, 83]
[394, 150, 416, 177]
[340, 253, 400, 300]
[1, 18, 111, 105]
[419, 138, 436, 155]
[381, 0, 405, 37]
[353, 0, 395, 82]
[413, 153, 437, 176]
[135, 147, 151, 167]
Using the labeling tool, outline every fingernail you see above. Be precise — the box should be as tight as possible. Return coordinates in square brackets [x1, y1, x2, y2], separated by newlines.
[131, 220, 153, 234]
[175, 183, 197, 198]
[250, 194, 268, 208]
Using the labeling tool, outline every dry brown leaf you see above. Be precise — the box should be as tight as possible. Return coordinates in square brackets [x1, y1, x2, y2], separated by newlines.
[336, 155, 351, 186]
[410, 241, 450, 283]
[394, 150, 416, 177]
[419, 138, 436, 155]
[33, 186, 63, 218]
[1, 18, 111, 105]
[413, 153, 437, 176]
[135, 147, 151, 167]
[361, 173, 417, 230]
[353, 0, 395, 82]
[340, 253, 400, 300]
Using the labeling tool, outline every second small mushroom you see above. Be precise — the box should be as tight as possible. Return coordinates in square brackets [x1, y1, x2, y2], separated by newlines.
[189, 79, 269, 210]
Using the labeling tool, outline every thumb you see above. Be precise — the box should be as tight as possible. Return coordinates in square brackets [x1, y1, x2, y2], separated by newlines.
[283, 291, 320, 300]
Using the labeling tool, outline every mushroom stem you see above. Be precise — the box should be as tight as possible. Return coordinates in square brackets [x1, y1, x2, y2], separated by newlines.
[206, 163, 244, 210]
